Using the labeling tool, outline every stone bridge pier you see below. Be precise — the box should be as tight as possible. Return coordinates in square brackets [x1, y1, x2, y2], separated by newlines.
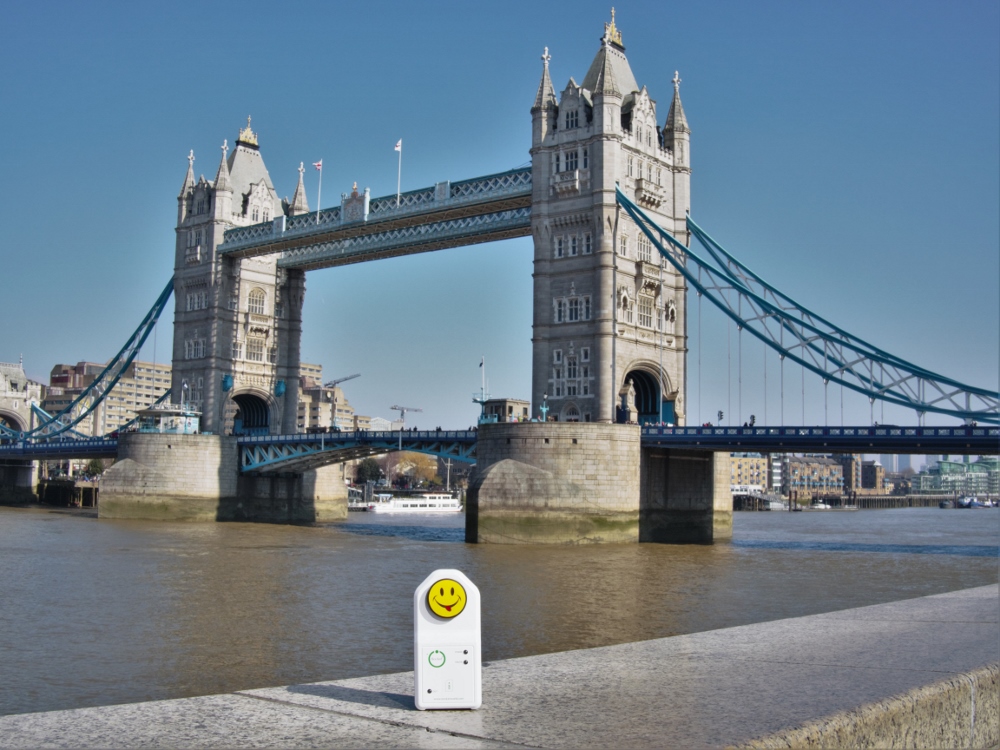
[466, 422, 731, 544]
[98, 433, 347, 522]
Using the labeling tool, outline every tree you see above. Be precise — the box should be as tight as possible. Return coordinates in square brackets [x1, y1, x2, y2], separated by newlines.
[85, 458, 106, 477]
[355, 457, 382, 484]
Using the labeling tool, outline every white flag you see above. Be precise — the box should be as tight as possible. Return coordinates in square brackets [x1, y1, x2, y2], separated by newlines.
[394, 139, 402, 152]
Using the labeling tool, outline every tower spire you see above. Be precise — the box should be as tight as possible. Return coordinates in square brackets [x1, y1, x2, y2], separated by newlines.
[214, 139, 231, 191]
[178, 150, 195, 197]
[288, 162, 310, 215]
[665, 71, 690, 133]
[532, 47, 557, 111]
[592, 37, 621, 97]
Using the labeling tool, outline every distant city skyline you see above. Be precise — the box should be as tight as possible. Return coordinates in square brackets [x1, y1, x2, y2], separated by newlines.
[1, 1, 996, 429]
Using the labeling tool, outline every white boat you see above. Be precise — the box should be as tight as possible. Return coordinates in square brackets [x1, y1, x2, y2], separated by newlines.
[369, 493, 462, 513]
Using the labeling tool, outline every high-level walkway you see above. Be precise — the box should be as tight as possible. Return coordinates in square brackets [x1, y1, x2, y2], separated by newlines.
[0, 585, 995, 748]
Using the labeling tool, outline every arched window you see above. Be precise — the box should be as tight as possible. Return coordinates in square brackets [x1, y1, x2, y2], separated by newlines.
[248, 288, 266, 315]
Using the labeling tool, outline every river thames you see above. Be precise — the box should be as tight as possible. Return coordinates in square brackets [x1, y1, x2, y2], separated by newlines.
[0, 506, 996, 717]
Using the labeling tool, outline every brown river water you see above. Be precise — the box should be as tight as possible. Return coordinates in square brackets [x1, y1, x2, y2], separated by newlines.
[0, 506, 996, 717]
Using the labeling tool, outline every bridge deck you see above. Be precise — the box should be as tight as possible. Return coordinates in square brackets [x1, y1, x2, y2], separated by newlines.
[2, 425, 995, 468]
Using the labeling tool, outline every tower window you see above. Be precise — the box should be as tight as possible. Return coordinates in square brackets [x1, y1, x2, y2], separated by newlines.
[565, 149, 578, 171]
[570, 236, 578, 256]
[583, 147, 589, 169]
[565, 110, 579, 129]
[581, 347, 590, 362]
[584, 233, 592, 254]
[248, 288, 266, 315]
[584, 296, 592, 320]
[638, 235, 652, 263]
[554, 152, 562, 173]
[638, 296, 654, 328]
[555, 237, 564, 258]
[246, 337, 265, 362]
[568, 298, 579, 322]
[553, 350, 563, 364]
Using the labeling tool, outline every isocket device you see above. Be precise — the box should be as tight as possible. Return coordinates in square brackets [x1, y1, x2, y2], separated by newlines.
[413, 568, 481, 710]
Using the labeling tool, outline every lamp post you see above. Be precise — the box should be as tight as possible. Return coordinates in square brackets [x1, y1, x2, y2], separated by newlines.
[540, 393, 549, 422]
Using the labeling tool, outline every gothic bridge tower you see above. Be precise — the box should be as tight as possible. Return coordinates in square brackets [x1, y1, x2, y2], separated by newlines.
[173, 119, 312, 435]
[530, 12, 690, 424]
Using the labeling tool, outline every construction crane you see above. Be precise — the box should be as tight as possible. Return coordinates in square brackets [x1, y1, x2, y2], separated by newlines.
[390, 404, 423, 449]
[323, 373, 360, 389]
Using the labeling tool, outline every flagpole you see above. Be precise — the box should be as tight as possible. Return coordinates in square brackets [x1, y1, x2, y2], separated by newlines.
[396, 140, 402, 208]
[316, 162, 323, 225]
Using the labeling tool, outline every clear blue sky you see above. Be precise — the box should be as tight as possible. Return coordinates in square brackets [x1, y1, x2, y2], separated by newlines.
[1, 1, 997, 429]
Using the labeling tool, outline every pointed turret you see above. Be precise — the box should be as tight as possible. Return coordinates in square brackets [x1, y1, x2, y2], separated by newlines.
[532, 47, 559, 146]
[532, 47, 558, 111]
[664, 71, 690, 134]
[179, 150, 195, 197]
[288, 162, 310, 216]
[214, 140, 232, 192]
[591, 39, 621, 97]
[177, 150, 196, 224]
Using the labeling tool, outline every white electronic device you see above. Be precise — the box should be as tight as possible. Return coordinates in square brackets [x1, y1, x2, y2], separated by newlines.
[413, 568, 481, 710]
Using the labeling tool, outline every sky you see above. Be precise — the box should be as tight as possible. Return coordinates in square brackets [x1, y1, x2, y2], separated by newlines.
[1, 0, 997, 430]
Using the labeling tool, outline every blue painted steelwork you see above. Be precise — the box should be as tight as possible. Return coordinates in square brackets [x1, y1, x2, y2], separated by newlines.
[641, 424, 999, 455]
[24, 279, 175, 440]
[0, 437, 119, 460]
[276, 208, 531, 272]
[28, 404, 95, 440]
[217, 169, 532, 271]
[615, 188, 1000, 425]
[4, 424, 994, 469]
[237, 430, 477, 473]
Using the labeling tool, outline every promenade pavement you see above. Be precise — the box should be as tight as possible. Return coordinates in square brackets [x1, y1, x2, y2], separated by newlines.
[0, 585, 996, 748]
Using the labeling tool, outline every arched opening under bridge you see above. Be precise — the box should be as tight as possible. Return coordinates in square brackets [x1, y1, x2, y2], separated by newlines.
[231, 393, 270, 436]
[620, 369, 674, 425]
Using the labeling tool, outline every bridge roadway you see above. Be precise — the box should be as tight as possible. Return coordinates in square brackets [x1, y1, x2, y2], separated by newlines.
[2, 425, 996, 471]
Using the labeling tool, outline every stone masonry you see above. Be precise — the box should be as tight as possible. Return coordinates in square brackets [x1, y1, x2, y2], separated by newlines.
[99, 432, 346, 522]
[467, 422, 642, 543]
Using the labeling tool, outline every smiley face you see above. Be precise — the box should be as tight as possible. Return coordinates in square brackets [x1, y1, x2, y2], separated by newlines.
[427, 578, 467, 619]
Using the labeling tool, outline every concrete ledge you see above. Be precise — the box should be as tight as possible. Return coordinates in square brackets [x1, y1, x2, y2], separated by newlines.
[737, 663, 999, 749]
[1, 585, 996, 748]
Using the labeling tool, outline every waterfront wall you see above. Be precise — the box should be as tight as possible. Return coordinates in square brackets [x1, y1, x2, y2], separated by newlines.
[99, 433, 346, 522]
[466, 422, 732, 544]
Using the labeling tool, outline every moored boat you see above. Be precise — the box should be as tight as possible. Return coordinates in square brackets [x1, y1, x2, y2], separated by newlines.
[369, 493, 462, 513]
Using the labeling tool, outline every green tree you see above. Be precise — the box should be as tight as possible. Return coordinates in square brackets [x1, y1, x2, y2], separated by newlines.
[355, 457, 382, 484]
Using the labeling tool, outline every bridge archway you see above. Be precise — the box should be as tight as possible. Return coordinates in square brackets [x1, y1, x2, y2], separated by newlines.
[560, 403, 582, 422]
[621, 367, 675, 425]
[229, 391, 273, 436]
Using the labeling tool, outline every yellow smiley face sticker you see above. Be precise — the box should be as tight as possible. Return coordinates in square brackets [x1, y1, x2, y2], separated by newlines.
[427, 578, 467, 619]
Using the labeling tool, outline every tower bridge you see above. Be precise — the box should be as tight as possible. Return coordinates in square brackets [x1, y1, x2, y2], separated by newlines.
[4, 12, 996, 539]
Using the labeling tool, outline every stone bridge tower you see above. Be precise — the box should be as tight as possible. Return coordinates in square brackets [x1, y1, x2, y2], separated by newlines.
[530, 12, 690, 424]
[173, 119, 311, 435]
